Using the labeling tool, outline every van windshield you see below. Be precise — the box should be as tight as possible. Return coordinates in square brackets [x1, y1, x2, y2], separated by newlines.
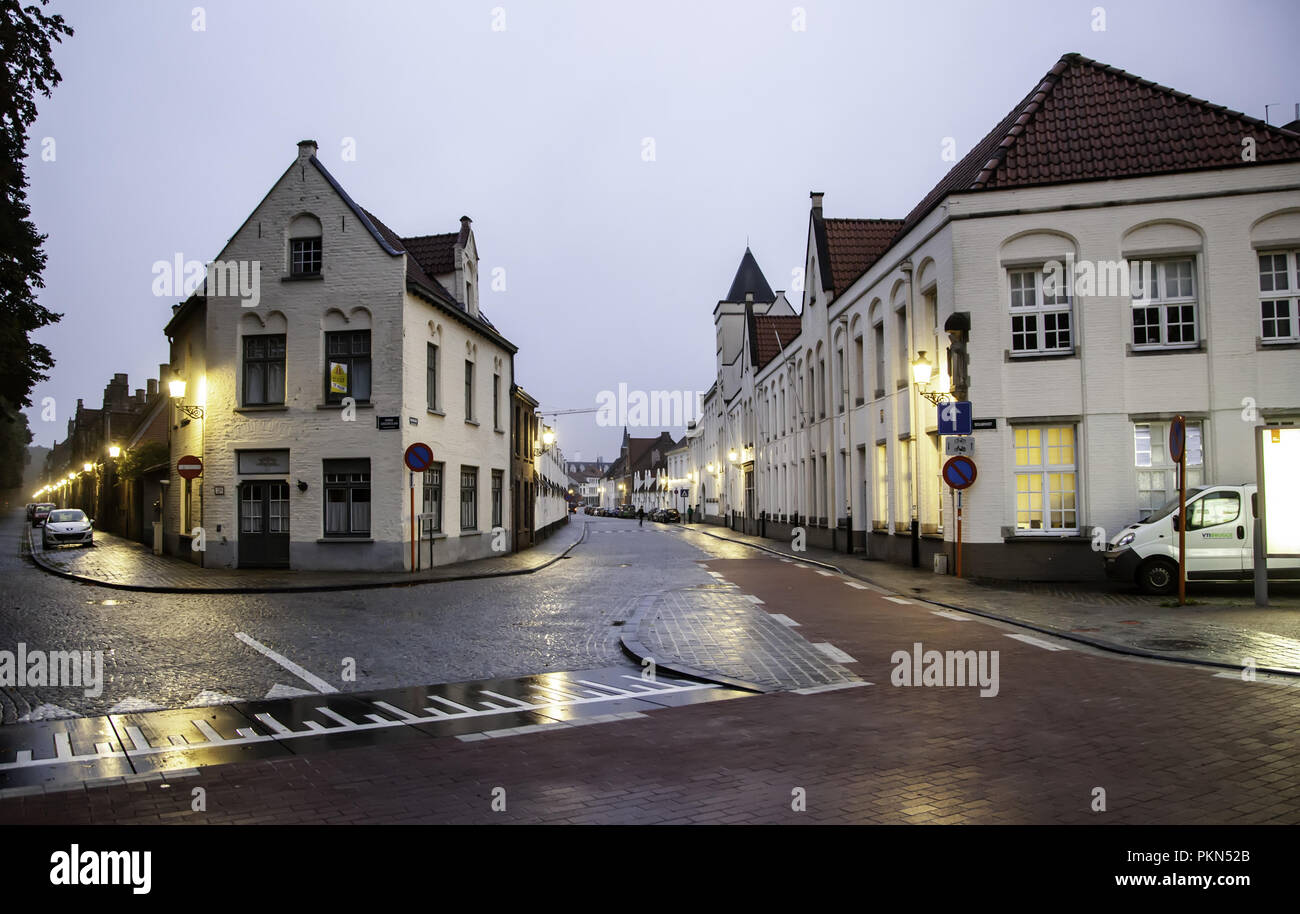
[1144, 487, 1207, 523]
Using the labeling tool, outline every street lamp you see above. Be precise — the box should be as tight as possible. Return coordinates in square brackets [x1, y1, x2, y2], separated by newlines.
[109, 445, 121, 459]
[83, 462, 94, 472]
[912, 351, 950, 406]
[727, 450, 738, 463]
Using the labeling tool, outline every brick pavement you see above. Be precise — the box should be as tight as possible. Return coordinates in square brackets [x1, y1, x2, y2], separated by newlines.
[4, 559, 1297, 825]
[681, 523, 1300, 675]
[25, 518, 586, 592]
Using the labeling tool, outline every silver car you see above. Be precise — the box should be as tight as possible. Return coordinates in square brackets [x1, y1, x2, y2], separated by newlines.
[43, 508, 94, 548]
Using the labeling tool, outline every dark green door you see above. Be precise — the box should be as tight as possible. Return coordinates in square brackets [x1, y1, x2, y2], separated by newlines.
[238, 480, 290, 568]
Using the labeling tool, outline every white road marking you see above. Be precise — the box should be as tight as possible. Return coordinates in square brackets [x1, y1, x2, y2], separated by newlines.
[792, 681, 873, 695]
[186, 689, 245, 707]
[767, 613, 800, 627]
[779, 558, 793, 563]
[235, 632, 338, 694]
[812, 642, 858, 663]
[0, 677, 723, 774]
[107, 698, 165, 714]
[883, 596, 912, 604]
[1005, 633, 1070, 651]
[815, 569, 835, 577]
[933, 610, 973, 621]
[843, 580, 868, 590]
[265, 683, 315, 699]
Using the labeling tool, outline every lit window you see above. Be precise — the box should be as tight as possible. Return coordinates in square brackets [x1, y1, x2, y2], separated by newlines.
[1014, 426, 1077, 533]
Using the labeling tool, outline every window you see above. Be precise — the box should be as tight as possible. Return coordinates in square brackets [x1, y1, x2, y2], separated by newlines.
[325, 330, 371, 403]
[493, 374, 501, 430]
[1186, 491, 1240, 530]
[1014, 426, 1078, 533]
[422, 463, 443, 534]
[1009, 267, 1073, 355]
[853, 336, 865, 403]
[290, 237, 322, 276]
[874, 444, 889, 528]
[243, 334, 285, 405]
[460, 466, 478, 530]
[895, 308, 908, 386]
[818, 357, 826, 417]
[426, 343, 439, 410]
[895, 438, 912, 529]
[836, 348, 845, 413]
[492, 470, 503, 527]
[1259, 252, 1300, 343]
[873, 322, 885, 396]
[1134, 421, 1204, 518]
[464, 360, 475, 421]
[1131, 258, 1197, 349]
[323, 459, 370, 536]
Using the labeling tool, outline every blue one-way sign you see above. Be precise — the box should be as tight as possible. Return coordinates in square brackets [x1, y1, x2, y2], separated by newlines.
[938, 401, 973, 436]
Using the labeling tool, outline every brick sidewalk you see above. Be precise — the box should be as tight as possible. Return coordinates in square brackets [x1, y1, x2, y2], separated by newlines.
[25, 518, 586, 593]
[680, 523, 1300, 675]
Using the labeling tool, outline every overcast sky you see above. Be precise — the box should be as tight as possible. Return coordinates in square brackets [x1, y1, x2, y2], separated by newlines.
[23, 0, 1300, 462]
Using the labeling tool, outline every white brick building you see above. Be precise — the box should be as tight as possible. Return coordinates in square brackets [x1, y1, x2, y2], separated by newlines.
[685, 53, 1300, 580]
[161, 140, 518, 571]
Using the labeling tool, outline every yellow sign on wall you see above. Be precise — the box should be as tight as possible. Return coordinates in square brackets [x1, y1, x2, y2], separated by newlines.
[329, 361, 348, 395]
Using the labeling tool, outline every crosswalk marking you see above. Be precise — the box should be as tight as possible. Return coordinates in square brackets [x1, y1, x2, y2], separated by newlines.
[883, 596, 912, 604]
[812, 642, 858, 663]
[1005, 633, 1069, 652]
[843, 580, 868, 590]
[0, 671, 724, 776]
[815, 570, 835, 577]
[933, 610, 973, 621]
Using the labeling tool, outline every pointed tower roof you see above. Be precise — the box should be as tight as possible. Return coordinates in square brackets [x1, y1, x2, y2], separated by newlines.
[724, 247, 776, 303]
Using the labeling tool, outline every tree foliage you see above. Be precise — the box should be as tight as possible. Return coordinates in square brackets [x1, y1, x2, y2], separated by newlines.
[0, 0, 73, 415]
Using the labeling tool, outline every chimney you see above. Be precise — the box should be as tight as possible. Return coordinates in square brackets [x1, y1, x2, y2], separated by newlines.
[147, 378, 158, 398]
[297, 139, 318, 164]
[135, 388, 146, 406]
[810, 191, 824, 210]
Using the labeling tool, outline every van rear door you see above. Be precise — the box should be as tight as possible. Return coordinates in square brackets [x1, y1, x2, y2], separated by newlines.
[1183, 488, 1249, 580]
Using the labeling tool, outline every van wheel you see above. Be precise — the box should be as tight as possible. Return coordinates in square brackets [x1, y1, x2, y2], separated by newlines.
[1137, 558, 1177, 595]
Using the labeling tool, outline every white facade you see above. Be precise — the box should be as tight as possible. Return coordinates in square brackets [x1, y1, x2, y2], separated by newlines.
[162, 141, 517, 571]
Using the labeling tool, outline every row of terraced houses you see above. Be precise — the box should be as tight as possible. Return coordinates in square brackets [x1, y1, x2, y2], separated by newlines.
[679, 53, 1300, 580]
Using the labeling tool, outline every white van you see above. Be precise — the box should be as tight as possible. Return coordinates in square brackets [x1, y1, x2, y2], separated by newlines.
[1103, 483, 1300, 594]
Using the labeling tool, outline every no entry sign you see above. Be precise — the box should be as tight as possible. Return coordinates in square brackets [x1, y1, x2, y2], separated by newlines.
[404, 442, 434, 472]
[177, 455, 204, 479]
[1169, 415, 1186, 463]
[943, 455, 977, 490]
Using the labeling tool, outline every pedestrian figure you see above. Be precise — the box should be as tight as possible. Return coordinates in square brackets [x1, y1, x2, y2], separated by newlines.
[637, 506, 645, 526]
[687, 505, 694, 524]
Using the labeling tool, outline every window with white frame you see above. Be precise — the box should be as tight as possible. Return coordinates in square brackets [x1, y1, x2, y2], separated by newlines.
[1259, 251, 1300, 343]
[1134, 420, 1203, 518]
[874, 444, 888, 529]
[1008, 267, 1073, 355]
[1014, 426, 1078, 533]
[1131, 258, 1198, 350]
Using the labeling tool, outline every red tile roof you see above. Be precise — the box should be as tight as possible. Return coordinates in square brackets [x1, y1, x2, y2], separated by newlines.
[753, 315, 802, 368]
[402, 233, 459, 276]
[900, 52, 1300, 238]
[823, 218, 905, 293]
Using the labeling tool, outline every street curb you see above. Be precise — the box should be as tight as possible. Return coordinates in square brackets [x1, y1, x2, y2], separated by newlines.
[24, 521, 590, 594]
[618, 593, 770, 694]
[683, 524, 1300, 679]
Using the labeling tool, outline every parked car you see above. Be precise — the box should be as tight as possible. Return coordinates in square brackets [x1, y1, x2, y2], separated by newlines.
[42, 508, 94, 548]
[662, 508, 681, 523]
[1103, 483, 1300, 594]
[31, 503, 56, 527]
[619, 505, 637, 518]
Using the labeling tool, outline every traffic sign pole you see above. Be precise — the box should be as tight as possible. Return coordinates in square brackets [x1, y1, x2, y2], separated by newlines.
[404, 443, 434, 573]
[956, 490, 963, 579]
